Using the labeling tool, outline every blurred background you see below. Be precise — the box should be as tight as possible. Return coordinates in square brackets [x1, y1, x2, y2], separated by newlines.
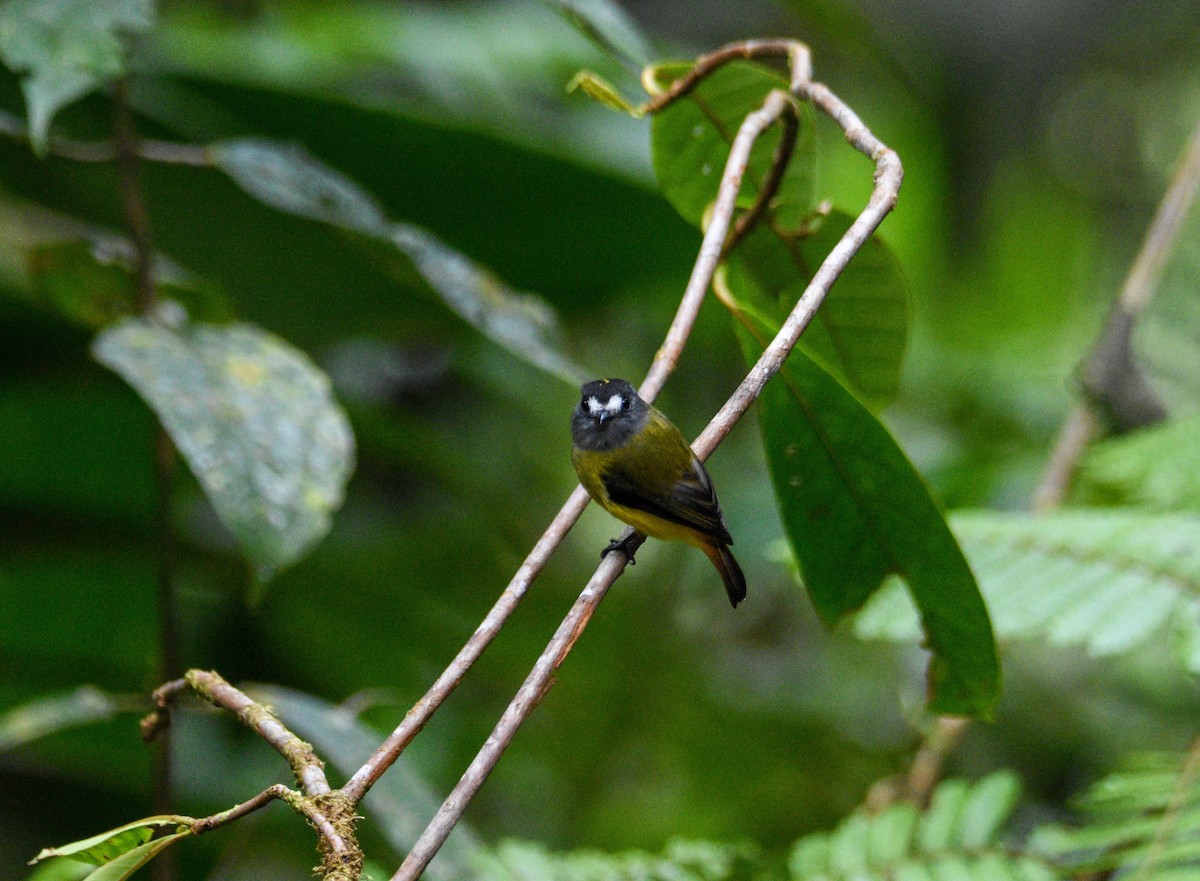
[2, 1, 1200, 879]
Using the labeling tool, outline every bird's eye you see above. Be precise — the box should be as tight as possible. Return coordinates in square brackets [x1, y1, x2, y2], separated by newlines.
[620, 397, 631, 412]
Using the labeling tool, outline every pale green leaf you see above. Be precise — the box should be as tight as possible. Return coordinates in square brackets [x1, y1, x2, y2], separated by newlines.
[0, 0, 153, 153]
[785, 774, 1047, 881]
[92, 318, 355, 581]
[567, 70, 644, 116]
[855, 510, 1200, 672]
[1080, 416, 1200, 511]
[917, 780, 970, 853]
[957, 771, 1021, 848]
[31, 818, 190, 866]
[81, 832, 190, 881]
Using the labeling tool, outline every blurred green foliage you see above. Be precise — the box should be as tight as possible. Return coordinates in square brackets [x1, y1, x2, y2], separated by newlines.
[3, 1, 1200, 880]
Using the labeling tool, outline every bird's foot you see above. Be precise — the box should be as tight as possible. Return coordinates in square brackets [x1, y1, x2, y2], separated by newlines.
[601, 534, 638, 565]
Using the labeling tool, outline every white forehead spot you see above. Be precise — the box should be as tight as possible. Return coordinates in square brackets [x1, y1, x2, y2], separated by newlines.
[587, 394, 624, 415]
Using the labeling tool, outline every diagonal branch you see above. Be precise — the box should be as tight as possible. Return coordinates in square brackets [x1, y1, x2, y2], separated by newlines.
[1033, 119, 1200, 511]
[387, 40, 902, 881]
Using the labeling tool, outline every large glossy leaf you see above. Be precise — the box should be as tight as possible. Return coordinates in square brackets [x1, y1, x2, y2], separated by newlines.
[647, 60, 817, 232]
[726, 211, 909, 408]
[855, 510, 1200, 672]
[733, 300, 998, 717]
[211, 138, 584, 384]
[251, 685, 482, 881]
[31, 817, 191, 866]
[92, 317, 356, 581]
[0, 0, 153, 154]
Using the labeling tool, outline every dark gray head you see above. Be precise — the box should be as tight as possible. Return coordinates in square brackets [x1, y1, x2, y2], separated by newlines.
[571, 378, 649, 452]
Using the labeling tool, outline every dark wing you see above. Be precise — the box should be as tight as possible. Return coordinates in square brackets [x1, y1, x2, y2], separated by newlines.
[603, 455, 732, 544]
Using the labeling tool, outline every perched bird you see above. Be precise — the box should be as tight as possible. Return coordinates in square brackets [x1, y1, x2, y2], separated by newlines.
[570, 378, 746, 607]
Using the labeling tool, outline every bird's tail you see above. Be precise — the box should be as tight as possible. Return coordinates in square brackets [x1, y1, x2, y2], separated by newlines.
[704, 542, 747, 608]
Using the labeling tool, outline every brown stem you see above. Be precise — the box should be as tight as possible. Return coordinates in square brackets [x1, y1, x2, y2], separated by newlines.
[388, 40, 902, 881]
[112, 76, 182, 881]
[1033, 119, 1200, 505]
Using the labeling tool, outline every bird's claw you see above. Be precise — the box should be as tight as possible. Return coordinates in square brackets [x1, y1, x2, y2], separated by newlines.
[601, 535, 637, 565]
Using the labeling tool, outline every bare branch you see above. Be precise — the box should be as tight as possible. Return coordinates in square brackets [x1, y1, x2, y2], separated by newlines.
[387, 40, 903, 881]
[1033, 119, 1200, 507]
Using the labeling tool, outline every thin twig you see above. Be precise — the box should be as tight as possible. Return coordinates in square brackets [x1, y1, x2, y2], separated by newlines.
[722, 94, 800, 258]
[189, 785, 351, 857]
[389, 41, 902, 881]
[1032, 119, 1200, 508]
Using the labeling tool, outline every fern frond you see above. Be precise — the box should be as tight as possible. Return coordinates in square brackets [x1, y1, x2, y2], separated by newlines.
[479, 838, 758, 881]
[853, 510, 1200, 671]
[1030, 749, 1200, 878]
[1080, 416, 1200, 511]
[787, 772, 1055, 881]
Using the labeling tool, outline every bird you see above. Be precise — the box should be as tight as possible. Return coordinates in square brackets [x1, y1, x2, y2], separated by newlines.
[570, 378, 746, 607]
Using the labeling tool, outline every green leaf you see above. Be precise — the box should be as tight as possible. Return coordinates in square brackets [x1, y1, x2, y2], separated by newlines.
[0, 686, 130, 752]
[1031, 752, 1200, 877]
[854, 510, 1200, 673]
[92, 318, 356, 581]
[725, 210, 910, 408]
[80, 832, 190, 881]
[210, 139, 390, 236]
[785, 773, 1050, 881]
[546, 0, 651, 68]
[957, 771, 1021, 848]
[211, 138, 585, 385]
[732, 300, 999, 717]
[0, 0, 154, 154]
[387, 223, 585, 385]
[1080, 416, 1200, 511]
[249, 685, 482, 881]
[31, 817, 191, 866]
[25, 239, 230, 328]
[567, 70, 644, 116]
[647, 60, 817, 232]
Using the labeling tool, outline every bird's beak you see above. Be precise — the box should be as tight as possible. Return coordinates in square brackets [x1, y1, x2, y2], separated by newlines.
[596, 412, 610, 425]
